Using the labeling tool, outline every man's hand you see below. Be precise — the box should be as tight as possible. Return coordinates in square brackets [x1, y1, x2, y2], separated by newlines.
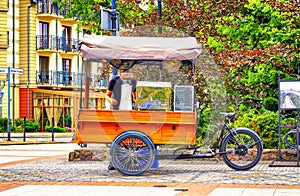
[111, 99, 118, 106]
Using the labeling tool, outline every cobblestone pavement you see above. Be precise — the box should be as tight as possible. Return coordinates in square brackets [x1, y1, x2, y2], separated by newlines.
[1, 143, 300, 195]
[0, 155, 300, 185]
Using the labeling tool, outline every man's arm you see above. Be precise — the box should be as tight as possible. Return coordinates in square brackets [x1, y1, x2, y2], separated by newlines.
[132, 79, 137, 102]
[107, 78, 118, 106]
[132, 91, 137, 103]
[106, 90, 118, 106]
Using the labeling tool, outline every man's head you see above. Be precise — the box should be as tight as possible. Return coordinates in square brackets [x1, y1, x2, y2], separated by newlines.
[119, 69, 133, 80]
[118, 69, 128, 75]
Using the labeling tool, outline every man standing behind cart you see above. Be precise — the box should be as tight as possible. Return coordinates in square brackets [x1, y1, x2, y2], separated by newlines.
[106, 68, 137, 110]
[106, 68, 137, 170]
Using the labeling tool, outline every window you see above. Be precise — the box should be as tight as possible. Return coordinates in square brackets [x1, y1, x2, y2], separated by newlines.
[62, 59, 71, 84]
[38, 57, 49, 83]
[38, 0, 49, 14]
[38, 22, 49, 49]
[61, 26, 71, 51]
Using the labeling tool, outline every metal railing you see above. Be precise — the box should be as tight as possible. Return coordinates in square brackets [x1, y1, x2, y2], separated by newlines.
[37, 0, 74, 17]
[36, 35, 53, 50]
[37, 1, 63, 16]
[36, 70, 50, 84]
[36, 70, 109, 88]
[36, 35, 79, 52]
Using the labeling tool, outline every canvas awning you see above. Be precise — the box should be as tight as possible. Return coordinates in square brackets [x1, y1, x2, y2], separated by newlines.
[78, 35, 202, 61]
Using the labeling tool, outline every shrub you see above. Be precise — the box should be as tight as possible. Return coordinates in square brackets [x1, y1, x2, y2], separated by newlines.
[234, 109, 299, 149]
[21, 119, 40, 132]
[263, 97, 278, 112]
[10, 125, 16, 132]
[15, 126, 24, 133]
[196, 104, 212, 146]
[0, 117, 8, 131]
[14, 118, 25, 127]
[45, 126, 67, 133]
[234, 109, 278, 149]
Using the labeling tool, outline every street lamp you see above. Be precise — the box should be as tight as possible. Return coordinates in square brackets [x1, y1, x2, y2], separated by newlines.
[111, 0, 118, 36]
[111, 0, 118, 77]
[158, 0, 162, 33]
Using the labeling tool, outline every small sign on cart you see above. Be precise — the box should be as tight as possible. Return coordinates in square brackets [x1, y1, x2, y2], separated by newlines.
[174, 85, 194, 112]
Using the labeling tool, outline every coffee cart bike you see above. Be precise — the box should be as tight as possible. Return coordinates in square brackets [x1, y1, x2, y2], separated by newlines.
[73, 35, 263, 176]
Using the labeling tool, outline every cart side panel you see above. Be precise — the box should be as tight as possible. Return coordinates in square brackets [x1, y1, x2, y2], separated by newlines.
[161, 124, 196, 144]
[77, 122, 118, 143]
[75, 110, 196, 145]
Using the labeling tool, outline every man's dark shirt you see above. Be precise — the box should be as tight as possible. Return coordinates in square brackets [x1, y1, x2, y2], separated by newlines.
[108, 76, 137, 110]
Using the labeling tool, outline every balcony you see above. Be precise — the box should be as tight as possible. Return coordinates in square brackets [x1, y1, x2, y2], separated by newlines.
[36, 35, 54, 50]
[55, 37, 80, 53]
[36, 35, 80, 53]
[36, 70, 109, 89]
[37, 1, 78, 25]
[36, 70, 50, 84]
[37, 1, 61, 21]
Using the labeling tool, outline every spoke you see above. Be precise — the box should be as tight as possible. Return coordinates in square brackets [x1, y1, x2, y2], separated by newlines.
[116, 138, 149, 172]
[115, 147, 129, 166]
[131, 137, 135, 149]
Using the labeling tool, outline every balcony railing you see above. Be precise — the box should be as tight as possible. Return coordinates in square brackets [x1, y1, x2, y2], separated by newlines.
[36, 35, 54, 50]
[37, 1, 60, 15]
[36, 70, 50, 84]
[36, 70, 109, 88]
[36, 35, 79, 52]
[37, 0, 74, 17]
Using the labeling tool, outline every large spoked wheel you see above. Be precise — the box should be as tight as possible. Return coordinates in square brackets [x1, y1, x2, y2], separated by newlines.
[220, 128, 263, 171]
[110, 131, 155, 176]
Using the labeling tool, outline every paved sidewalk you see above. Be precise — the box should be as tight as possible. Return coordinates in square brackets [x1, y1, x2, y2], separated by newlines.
[0, 181, 300, 196]
[0, 142, 300, 195]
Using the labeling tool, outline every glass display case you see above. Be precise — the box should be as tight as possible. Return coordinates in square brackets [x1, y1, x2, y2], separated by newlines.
[136, 81, 172, 111]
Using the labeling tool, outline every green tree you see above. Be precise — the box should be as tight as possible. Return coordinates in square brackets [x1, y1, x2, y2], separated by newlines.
[208, 0, 300, 110]
[54, 0, 300, 148]
[53, 0, 111, 34]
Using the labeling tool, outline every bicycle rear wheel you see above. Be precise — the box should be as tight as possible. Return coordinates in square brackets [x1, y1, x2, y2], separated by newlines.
[220, 128, 263, 170]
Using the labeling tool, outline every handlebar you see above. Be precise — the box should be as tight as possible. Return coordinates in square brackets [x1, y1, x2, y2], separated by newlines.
[196, 101, 236, 123]
[219, 112, 236, 123]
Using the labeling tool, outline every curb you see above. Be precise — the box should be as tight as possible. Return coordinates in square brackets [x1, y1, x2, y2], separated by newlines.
[68, 148, 299, 162]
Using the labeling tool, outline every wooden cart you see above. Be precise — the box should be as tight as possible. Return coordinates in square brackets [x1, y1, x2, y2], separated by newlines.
[75, 110, 196, 145]
[73, 35, 263, 176]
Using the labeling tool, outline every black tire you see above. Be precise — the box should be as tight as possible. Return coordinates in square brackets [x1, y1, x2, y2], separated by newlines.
[220, 128, 263, 170]
[283, 129, 300, 149]
[110, 131, 155, 176]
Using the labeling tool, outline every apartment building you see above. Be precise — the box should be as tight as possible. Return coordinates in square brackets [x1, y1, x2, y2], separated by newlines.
[1, 0, 108, 131]
[0, 1, 9, 119]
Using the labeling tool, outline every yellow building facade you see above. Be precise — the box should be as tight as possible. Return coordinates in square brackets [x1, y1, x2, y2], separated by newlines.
[1, 0, 108, 131]
[0, 0, 9, 119]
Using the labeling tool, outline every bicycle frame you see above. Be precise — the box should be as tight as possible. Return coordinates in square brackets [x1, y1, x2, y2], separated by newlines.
[156, 112, 263, 160]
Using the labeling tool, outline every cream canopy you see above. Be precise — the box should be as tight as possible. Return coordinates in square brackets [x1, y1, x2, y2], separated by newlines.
[78, 34, 202, 61]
